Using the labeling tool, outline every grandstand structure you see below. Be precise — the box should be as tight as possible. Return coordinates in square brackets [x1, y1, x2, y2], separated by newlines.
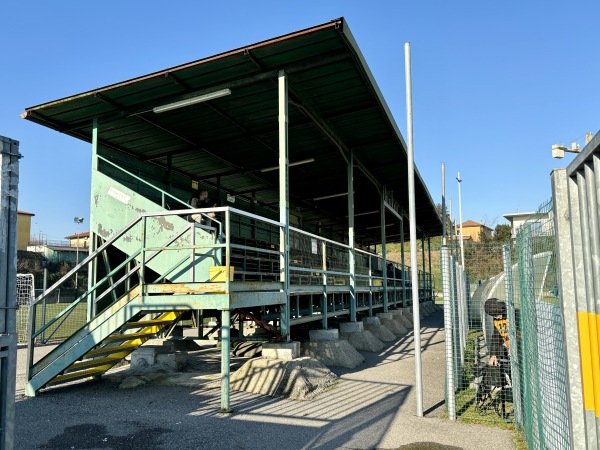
[20, 18, 442, 410]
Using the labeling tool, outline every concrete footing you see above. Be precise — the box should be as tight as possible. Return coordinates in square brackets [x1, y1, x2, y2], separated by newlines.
[262, 342, 301, 360]
[339, 321, 364, 333]
[376, 313, 407, 336]
[309, 329, 339, 341]
[231, 356, 337, 400]
[362, 317, 397, 342]
[302, 339, 364, 368]
[389, 311, 413, 331]
[130, 339, 187, 371]
[340, 330, 385, 352]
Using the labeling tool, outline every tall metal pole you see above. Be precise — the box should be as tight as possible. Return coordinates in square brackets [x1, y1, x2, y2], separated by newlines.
[0, 135, 20, 450]
[457, 172, 465, 267]
[348, 150, 356, 322]
[441, 163, 447, 246]
[405, 42, 423, 417]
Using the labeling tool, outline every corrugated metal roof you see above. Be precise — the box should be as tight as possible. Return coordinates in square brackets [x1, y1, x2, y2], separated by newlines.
[22, 18, 442, 244]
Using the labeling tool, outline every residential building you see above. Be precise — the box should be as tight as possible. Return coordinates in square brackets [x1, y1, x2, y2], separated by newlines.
[17, 210, 34, 251]
[460, 220, 492, 242]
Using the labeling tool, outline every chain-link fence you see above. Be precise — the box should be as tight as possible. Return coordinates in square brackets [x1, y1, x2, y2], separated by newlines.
[442, 199, 571, 449]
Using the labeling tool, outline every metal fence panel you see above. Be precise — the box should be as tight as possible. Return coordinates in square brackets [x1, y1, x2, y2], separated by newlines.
[552, 132, 600, 449]
[442, 199, 571, 448]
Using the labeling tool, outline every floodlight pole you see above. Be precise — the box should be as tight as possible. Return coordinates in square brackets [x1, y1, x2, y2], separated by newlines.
[405, 42, 423, 417]
[457, 172, 464, 267]
[441, 163, 446, 246]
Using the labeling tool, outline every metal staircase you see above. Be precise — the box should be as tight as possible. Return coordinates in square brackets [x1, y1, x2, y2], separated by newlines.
[26, 166, 220, 396]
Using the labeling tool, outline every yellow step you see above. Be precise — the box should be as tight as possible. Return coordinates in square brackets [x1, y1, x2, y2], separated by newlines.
[86, 342, 142, 358]
[66, 355, 125, 373]
[122, 318, 176, 329]
[104, 331, 159, 342]
[48, 366, 108, 385]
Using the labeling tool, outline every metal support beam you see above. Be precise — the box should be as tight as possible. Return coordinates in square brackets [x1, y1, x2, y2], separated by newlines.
[88, 118, 99, 321]
[0, 135, 20, 450]
[348, 151, 356, 322]
[278, 71, 290, 340]
[380, 192, 388, 313]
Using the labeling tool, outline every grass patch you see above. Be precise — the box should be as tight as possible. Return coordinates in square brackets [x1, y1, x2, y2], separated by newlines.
[17, 302, 87, 343]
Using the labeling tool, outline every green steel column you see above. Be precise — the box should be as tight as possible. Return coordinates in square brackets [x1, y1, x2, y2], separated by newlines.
[322, 241, 328, 329]
[401, 218, 406, 307]
[381, 193, 387, 312]
[278, 70, 290, 339]
[348, 150, 356, 322]
[427, 237, 432, 302]
[220, 309, 232, 413]
[421, 235, 426, 303]
[88, 118, 99, 321]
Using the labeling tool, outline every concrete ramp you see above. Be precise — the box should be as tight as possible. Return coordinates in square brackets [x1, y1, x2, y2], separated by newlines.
[301, 339, 364, 369]
[230, 356, 337, 400]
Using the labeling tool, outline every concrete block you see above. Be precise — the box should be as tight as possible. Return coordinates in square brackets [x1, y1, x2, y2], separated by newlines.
[376, 312, 394, 320]
[131, 347, 157, 368]
[142, 339, 177, 352]
[339, 321, 364, 333]
[363, 324, 397, 342]
[362, 316, 381, 326]
[340, 330, 385, 352]
[262, 341, 300, 360]
[309, 329, 339, 341]
[379, 318, 407, 336]
[156, 352, 187, 371]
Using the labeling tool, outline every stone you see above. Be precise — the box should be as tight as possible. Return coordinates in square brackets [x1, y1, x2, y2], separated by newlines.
[379, 318, 407, 336]
[156, 353, 187, 371]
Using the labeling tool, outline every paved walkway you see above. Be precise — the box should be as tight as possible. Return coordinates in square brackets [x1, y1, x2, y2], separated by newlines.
[14, 308, 516, 449]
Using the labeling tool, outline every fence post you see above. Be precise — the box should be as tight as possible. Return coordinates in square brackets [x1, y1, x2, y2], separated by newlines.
[0, 135, 20, 450]
[502, 243, 523, 427]
[441, 246, 456, 420]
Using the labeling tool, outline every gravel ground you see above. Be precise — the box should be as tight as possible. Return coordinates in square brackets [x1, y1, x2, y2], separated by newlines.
[14, 308, 516, 450]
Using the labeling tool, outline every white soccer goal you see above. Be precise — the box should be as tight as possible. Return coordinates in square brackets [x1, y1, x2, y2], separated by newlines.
[16, 273, 35, 343]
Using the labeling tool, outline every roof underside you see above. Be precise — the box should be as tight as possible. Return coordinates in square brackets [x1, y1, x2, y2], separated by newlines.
[23, 18, 442, 245]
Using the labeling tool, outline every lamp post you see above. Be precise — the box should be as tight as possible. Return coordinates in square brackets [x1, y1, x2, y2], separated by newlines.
[73, 217, 84, 290]
[457, 173, 464, 267]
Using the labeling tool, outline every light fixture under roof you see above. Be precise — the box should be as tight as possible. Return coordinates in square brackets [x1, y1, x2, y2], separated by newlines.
[153, 88, 232, 113]
[260, 158, 315, 172]
[313, 192, 348, 201]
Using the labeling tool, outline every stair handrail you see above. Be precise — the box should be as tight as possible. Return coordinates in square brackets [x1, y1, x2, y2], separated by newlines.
[30, 214, 145, 307]
[98, 154, 223, 229]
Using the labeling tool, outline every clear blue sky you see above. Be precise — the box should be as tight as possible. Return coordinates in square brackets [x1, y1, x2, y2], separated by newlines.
[3, 1, 598, 240]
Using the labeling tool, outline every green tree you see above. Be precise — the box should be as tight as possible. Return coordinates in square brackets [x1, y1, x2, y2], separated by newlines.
[494, 224, 512, 242]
